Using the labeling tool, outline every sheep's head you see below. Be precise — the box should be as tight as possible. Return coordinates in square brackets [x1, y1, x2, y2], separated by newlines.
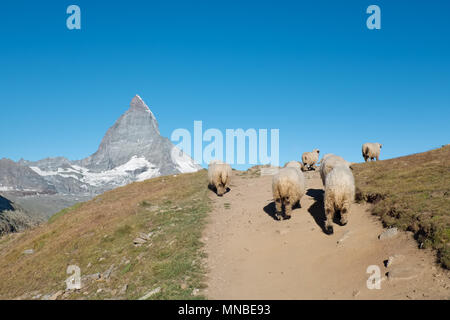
[281, 195, 291, 207]
[314, 149, 320, 154]
[216, 183, 226, 196]
[275, 195, 291, 207]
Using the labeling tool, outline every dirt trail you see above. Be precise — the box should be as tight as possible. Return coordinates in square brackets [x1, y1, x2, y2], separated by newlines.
[204, 170, 450, 299]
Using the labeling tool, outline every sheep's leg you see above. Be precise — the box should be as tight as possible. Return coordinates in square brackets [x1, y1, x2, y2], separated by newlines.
[284, 204, 292, 219]
[275, 201, 282, 213]
[376, 156, 379, 161]
[275, 200, 282, 219]
[340, 204, 349, 226]
[324, 207, 334, 234]
[340, 212, 348, 225]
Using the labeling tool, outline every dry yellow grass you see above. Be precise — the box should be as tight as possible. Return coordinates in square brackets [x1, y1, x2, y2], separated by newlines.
[352, 145, 450, 268]
[0, 170, 210, 299]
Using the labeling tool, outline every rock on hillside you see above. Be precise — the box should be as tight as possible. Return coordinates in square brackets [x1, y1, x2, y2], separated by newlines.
[0, 194, 41, 236]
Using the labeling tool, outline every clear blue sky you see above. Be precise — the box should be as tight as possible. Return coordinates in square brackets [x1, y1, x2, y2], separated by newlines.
[1, 0, 449, 169]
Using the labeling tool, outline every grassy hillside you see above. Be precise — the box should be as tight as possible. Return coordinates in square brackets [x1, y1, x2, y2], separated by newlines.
[352, 145, 450, 268]
[0, 170, 210, 299]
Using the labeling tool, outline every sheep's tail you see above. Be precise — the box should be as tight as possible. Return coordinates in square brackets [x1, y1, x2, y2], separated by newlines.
[362, 145, 368, 155]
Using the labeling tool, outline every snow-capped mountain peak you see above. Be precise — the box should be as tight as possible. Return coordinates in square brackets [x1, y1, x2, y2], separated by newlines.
[130, 94, 150, 111]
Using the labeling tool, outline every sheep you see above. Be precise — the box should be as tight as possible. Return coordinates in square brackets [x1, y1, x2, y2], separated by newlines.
[323, 165, 355, 234]
[301, 149, 320, 171]
[208, 161, 232, 196]
[362, 143, 382, 162]
[283, 160, 304, 171]
[208, 159, 224, 166]
[317, 153, 333, 166]
[272, 167, 306, 220]
[319, 154, 352, 186]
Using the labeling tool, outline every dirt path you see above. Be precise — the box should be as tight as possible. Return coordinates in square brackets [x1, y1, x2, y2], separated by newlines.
[203, 170, 450, 299]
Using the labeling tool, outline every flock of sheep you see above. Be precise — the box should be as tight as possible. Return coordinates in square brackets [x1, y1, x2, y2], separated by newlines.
[207, 142, 382, 235]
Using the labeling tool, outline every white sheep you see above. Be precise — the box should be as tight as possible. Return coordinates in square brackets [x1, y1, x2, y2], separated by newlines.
[208, 161, 232, 196]
[272, 167, 305, 220]
[324, 165, 355, 234]
[208, 159, 224, 166]
[317, 153, 333, 166]
[283, 160, 304, 171]
[301, 149, 320, 171]
[362, 142, 382, 162]
[319, 154, 352, 186]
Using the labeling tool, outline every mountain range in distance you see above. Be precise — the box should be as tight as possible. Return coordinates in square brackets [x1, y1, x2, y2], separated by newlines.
[0, 95, 201, 220]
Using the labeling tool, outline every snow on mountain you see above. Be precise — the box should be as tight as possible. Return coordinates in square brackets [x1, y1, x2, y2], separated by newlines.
[0, 158, 57, 195]
[171, 146, 201, 173]
[30, 156, 161, 189]
[29, 166, 79, 179]
[76, 156, 159, 185]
